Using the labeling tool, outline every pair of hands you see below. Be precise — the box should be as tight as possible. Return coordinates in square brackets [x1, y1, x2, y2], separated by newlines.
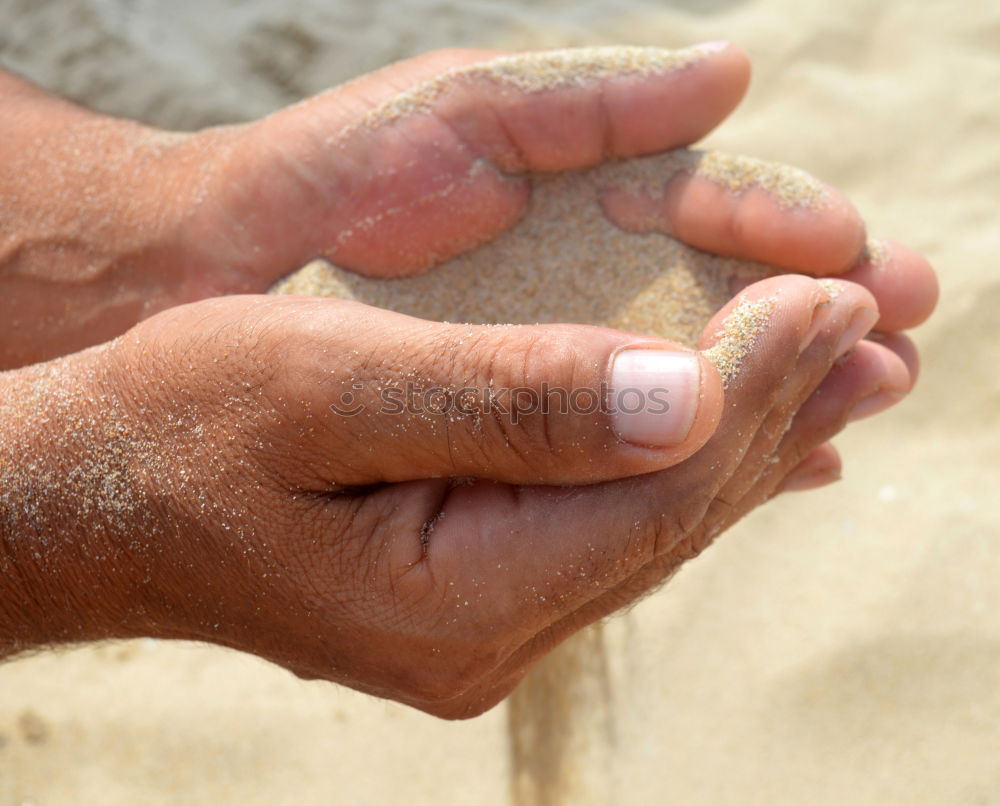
[0, 45, 937, 718]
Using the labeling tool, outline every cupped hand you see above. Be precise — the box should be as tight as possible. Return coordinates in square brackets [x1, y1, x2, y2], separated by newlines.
[1, 44, 936, 367]
[0, 271, 914, 718]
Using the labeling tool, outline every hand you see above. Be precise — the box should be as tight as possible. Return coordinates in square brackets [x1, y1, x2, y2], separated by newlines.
[0, 271, 914, 718]
[0, 44, 936, 368]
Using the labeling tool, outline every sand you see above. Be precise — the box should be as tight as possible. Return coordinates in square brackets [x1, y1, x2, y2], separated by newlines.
[270, 149, 791, 357]
[1, 2, 999, 806]
[269, 145, 826, 390]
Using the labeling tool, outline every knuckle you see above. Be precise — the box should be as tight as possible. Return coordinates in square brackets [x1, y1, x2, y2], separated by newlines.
[479, 329, 587, 463]
[414, 323, 609, 476]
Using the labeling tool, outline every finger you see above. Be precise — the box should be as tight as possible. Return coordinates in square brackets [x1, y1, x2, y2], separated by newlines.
[791, 337, 914, 431]
[426, 44, 750, 173]
[839, 239, 939, 331]
[697, 278, 879, 510]
[264, 297, 724, 488]
[235, 44, 751, 277]
[774, 442, 842, 493]
[866, 330, 920, 386]
[731, 339, 913, 524]
[600, 148, 865, 275]
[735, 338, 911, 513]
[838, 338, 913, 422]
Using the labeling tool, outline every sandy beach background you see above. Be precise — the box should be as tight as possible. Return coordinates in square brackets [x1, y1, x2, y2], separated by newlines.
[0, 0, 998, 803]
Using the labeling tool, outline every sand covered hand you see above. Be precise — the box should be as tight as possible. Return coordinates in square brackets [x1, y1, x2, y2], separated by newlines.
[0, 44, 935, 367]
[0, 271, 913, 717]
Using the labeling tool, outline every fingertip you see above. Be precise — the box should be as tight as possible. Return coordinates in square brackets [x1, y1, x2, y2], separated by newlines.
[694, 40, 752, 113]
[813, 186, 868, 274]
[539, 43, 753, 165]
[707, 41, 752, 100]
[826, 338, 913, 410]
[777, 442, 842, 493]
[688, 41, 751, 94]
[866, 330, 921, 389]
[841, 239, 939, 331]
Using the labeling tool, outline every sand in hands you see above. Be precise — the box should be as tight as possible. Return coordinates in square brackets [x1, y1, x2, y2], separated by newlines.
[271, 148, 826, 383]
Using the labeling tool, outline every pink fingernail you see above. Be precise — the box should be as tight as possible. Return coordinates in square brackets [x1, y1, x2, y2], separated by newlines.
[834, 308, 880, 358]
[848, 390, 906, 422]
[610, 349, 700, 447]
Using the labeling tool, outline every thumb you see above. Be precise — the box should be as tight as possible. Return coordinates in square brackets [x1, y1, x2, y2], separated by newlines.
[221, 43, 750, 280]
[291, 299, 723, 486]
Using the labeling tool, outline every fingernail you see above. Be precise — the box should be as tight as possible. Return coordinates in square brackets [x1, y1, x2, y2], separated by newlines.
[847, 389, 905, 422]
[691, 40, 731, 55]
[610, 349, 700, 447]
[799, 300, 835, 351]
[834, 308, 880, 358]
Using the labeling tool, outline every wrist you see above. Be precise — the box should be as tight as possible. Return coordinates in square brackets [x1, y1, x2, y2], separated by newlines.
[0, 70, 216, 367]
[0, 346, 155, 656]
